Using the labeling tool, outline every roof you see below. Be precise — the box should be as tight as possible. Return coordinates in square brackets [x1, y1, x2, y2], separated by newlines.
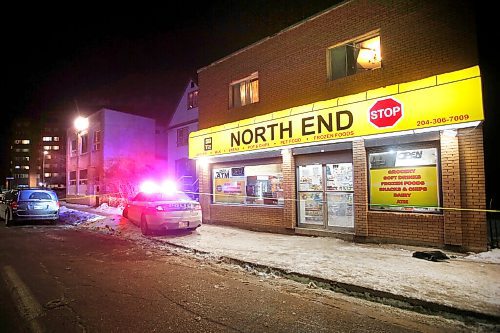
[197, 0, 351, 73]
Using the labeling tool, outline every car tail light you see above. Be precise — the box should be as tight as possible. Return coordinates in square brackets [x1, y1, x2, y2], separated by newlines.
[10, 201, 18, 210]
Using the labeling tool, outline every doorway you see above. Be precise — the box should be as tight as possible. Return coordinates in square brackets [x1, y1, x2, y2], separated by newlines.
[297, 162, 354, 230]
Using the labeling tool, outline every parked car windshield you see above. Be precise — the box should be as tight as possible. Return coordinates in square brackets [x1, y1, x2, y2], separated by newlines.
[19, 190, 57, 201]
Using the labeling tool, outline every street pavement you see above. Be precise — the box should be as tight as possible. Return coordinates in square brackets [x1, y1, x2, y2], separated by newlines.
[65, 203, 500, 322]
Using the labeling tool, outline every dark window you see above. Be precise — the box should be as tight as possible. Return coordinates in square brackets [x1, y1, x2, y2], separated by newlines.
[70, 171, 76, 185]
[71, 139, 77, 154]
[177, 127, 189, 147]
[81, 134, 88, 154]
[93, 130, 101, 151]
[79, 169, 88, 185]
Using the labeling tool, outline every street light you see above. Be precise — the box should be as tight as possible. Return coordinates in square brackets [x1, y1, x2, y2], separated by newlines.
[74, 116, 89, 195]
[42, 150, 48, 187]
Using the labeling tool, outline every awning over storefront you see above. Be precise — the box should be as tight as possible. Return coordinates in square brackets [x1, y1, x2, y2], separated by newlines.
[189, 66, 483, 159]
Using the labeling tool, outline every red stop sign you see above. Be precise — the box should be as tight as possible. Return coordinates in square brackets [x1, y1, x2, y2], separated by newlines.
[369, 97, 403, 128]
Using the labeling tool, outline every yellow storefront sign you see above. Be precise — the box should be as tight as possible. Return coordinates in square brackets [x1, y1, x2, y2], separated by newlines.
[189, 66, 483, 158]
[369, 166, 439, 212]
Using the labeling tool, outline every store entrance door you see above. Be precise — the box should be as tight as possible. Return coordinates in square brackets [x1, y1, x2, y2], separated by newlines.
[297, 163, 354, 230]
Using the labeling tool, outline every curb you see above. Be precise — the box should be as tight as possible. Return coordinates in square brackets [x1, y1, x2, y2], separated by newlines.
[152, 238, 500, 324]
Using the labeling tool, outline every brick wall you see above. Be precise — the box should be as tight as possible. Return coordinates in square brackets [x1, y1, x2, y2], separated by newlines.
[458, 127, 487, 251]
[366, 212, 444, 246]
[353, 140, 368, 236]
[440, 132, 463, 246]
[209, 205, 286, 233]
[198, 0, 477, 130]
[281, 149, 296, 229]
[197, 159, 212, 222]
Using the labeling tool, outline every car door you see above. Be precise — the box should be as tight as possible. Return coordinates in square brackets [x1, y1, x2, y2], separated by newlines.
[127, 193, 145, 224]
[0, 191, 15, 219]
[0, 192, 7, 217]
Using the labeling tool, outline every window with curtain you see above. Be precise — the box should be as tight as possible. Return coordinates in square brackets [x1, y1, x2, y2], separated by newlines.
[229, 72, 259, 108]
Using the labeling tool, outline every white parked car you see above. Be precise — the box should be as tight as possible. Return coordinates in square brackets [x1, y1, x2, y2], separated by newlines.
[123, 191, 202, 235]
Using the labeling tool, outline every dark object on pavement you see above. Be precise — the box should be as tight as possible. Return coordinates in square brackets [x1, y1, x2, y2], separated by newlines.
[412, 250, 450, 262]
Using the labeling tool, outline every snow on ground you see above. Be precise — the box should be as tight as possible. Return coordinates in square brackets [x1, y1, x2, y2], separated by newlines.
[63, 202, 500, 264]
[465, 249, 500, 264]
[59, 203, 500, 317]
[58, 206, 106, 225]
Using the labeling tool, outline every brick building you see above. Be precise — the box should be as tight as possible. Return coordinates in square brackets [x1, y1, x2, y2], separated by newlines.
[190, 0, 487, 251]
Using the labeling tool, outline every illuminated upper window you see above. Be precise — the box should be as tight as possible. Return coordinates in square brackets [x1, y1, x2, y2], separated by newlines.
[43, 137, 53, 141]
[327, 35, 381, 80]
[14, 139, 30, 144]
[229, 72, 259, 109]
[187, 90, 198, 109]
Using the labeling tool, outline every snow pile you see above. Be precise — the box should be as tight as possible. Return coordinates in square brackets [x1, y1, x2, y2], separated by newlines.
[93, 202, 124, 215]
[464, 249, 500, 264]
[58, 206, 106, 225]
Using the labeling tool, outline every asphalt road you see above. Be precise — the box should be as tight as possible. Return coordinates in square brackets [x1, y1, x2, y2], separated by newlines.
[0, 223, 489, 332]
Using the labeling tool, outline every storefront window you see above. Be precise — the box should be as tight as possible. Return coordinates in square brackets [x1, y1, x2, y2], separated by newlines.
[326, 163, 353, 191]
[299, 192, 324, 225]
[368, 147, 440, 213]
[327, 192, 353, 227]
[212, 164, 283, 206]
[298, 165, 323, 191]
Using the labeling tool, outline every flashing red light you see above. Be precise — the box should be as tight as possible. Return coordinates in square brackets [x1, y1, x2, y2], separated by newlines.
[161, 179, 177, 195]
[140, 180, 159, 193]
[140, 179, 178, 195]
[10, 201, 18, 210]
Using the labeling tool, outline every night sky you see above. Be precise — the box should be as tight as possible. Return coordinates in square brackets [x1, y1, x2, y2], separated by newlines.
[1, 1, 497, 206]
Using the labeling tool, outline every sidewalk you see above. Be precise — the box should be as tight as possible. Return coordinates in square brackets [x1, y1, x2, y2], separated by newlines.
[62, 204, 500, 321]
[151, 224, 500, 321]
